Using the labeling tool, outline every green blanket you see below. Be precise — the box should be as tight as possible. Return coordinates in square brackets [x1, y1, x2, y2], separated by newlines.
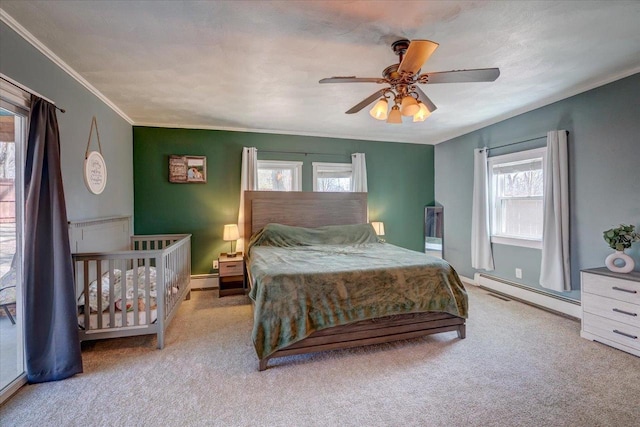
[247, 224, 468, 360]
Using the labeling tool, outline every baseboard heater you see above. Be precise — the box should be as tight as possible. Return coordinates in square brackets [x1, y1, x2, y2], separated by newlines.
[190, 273, 219, 290]
[474, 273, 581, 319]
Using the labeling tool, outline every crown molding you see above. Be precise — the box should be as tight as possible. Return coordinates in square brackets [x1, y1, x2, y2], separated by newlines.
[0, 8, 133, 124]
[430, 65, 640, 145]
[133, 122, 421, 145]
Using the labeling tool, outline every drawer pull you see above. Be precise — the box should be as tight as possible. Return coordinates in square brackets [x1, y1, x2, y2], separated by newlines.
[613, 329, 638, 340]
[612, 286, 637, 294]
[612, 308, 638, 317]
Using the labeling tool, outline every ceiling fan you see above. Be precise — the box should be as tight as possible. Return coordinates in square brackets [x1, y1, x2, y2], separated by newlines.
[319, 39, 500, 123]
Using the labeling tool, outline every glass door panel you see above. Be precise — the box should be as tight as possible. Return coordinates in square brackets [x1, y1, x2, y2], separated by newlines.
[0, 107, 25, 394]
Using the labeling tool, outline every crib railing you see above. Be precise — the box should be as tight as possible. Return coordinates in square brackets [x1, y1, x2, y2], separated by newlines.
[73, 234, 191, 348]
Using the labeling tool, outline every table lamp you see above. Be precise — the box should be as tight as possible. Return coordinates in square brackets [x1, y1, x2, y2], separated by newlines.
[223, 224, 239, 257]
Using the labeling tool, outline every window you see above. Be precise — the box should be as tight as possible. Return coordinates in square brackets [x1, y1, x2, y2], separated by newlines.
[256, 160, 302, 191]
[488, 147, 546, 249]
[312, 162, 352, 192]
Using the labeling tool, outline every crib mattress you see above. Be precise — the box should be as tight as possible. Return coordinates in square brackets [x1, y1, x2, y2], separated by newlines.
[78, 309, 158, 330]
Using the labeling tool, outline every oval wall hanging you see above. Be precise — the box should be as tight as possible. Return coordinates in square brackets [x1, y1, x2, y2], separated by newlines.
[84, 116, 107, 194]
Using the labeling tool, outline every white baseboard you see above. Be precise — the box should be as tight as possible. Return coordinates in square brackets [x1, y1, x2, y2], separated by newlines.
[459, 275, 477, 286]
[474, 273, 581, 319]
[190, 274, 219, 290]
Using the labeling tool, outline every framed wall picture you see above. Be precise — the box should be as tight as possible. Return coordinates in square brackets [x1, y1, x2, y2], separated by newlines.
[169, 155, 207, 183]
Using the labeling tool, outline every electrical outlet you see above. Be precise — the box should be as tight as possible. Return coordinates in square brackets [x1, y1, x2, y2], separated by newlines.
[213, 260, 219, 269]
[515, 268, 522, 279]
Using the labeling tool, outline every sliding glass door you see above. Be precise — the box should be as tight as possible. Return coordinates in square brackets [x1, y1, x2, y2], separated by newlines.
[0, 103, 26, 400]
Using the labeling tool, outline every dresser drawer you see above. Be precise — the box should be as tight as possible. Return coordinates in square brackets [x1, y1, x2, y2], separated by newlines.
[219, 261, 243, 277]
[583, 313, 640, 352]
[581, 272, 640, 305]
[582, 292, 640, 328]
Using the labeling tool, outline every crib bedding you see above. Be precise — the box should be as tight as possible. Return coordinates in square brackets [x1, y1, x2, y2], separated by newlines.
[247, 223, 468, 360]
[77, 266, 178, 330]
[77, 266, 178, 313]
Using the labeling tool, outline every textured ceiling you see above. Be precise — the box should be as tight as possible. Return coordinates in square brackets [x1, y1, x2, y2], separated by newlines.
[2, 1, 639, 144]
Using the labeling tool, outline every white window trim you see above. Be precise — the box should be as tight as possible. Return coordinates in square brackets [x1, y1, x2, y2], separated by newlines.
[488, 147, 546, 249]
[257, 160, 302, 191]
[312, 162, 352, 191]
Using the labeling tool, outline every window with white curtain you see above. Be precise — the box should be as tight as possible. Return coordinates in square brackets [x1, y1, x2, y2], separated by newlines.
[312, 162, 352, 192]
[488, 147, 546, 249]
[256, 160, 302, 191]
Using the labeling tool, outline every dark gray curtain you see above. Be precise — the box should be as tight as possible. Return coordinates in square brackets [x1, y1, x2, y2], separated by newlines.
[24, 96, 82, 383]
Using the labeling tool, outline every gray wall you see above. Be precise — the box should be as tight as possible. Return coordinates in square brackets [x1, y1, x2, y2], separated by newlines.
[0, 22, 133, 221]
[435, 73, 640, 300]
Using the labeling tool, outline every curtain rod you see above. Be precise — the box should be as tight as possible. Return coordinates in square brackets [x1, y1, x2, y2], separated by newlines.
[485, 135, 546, 151]
[485, 131, 569, 152]
[260, 150, 349, 157]
[0, 74, 66, 113]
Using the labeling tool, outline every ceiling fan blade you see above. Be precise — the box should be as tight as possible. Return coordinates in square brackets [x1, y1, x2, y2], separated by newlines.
[345, 89, 387, 114]
[398, 40, 439, 74]
[420, 68, 500, 84]
[319, 77, 384, 84]
[414, 86, 437, 113]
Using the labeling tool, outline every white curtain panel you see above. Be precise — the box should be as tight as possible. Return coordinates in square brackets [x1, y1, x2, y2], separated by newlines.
[237, 147, 258, 253]
[471, 148, 495, 271]
[540, 130, 570, 291]
[351, 153, 368, 192]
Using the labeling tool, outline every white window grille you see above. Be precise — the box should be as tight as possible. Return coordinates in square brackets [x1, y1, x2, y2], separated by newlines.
[488, 147, 546, 249]
[256, 160, 302, 191]
[312, 162, 352, 192]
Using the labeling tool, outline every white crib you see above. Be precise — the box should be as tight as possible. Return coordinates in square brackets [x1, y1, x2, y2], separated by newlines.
[70, 217, 191, 348]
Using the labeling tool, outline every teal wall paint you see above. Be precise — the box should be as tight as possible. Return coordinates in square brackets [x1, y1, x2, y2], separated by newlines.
[435, 73, 640, 300]
[0, 22, 133, 221]
[133, 127, 434, 274]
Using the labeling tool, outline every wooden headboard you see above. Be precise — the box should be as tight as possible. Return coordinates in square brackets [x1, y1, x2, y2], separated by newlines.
[244, 191, 367, 239]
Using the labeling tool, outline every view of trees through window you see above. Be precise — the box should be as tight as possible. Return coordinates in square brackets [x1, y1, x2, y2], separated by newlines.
[491, 156, 544, 240]
[316, 176, 351, 192]
[257, 168, 292, 191]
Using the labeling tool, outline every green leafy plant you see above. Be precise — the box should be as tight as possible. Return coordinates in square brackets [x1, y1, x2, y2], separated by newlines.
[603, 224, 640, 251]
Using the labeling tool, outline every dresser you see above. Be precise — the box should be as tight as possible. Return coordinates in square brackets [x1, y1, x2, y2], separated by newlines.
[581, 267, 640, 357]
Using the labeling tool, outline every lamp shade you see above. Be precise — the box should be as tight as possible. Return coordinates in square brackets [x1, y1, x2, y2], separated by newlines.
[386, 106, 402, 124]
[400, 96, 420, 116]
[223, 224, 239, 241]
[371, 221, 385, 236]
[369, 98, 388, 120]
[412, 101, 432, 122]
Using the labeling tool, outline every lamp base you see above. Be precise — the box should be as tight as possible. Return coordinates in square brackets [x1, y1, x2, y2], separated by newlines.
[226, 252, 237, 258]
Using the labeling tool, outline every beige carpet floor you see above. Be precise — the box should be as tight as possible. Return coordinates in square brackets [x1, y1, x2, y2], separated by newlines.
[1, 285, 639, 426]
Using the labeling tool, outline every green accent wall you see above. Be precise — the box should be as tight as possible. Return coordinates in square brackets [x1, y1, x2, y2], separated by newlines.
[134, 127, 434, 274]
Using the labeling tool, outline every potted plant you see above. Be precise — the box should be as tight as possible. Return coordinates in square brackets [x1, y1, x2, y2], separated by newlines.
[603, 224, 640, 273]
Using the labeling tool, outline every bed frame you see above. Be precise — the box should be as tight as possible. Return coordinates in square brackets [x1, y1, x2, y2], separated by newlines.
[70, 217, 191, 349]
[243, 191, 465, 371]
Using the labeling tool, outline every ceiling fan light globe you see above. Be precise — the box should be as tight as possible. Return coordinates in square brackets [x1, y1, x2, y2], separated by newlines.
[386, 106, 402, 124]
[400, 96, 419, 116]
[369, 99, 389, 120]
[413, 102, 432, 122]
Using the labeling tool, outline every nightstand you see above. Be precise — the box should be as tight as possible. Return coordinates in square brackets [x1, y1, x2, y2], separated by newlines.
[218, 253, 245, 297]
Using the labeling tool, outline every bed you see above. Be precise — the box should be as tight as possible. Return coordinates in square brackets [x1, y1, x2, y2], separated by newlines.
[243, 191, 468, 370]
[70, 217, 191, 348]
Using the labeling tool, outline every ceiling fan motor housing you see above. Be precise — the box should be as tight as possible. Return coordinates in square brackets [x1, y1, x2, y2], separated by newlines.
[391, 39, 411, 57]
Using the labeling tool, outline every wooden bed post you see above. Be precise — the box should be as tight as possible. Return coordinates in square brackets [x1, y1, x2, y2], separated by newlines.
[457, 324, 466, 339]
